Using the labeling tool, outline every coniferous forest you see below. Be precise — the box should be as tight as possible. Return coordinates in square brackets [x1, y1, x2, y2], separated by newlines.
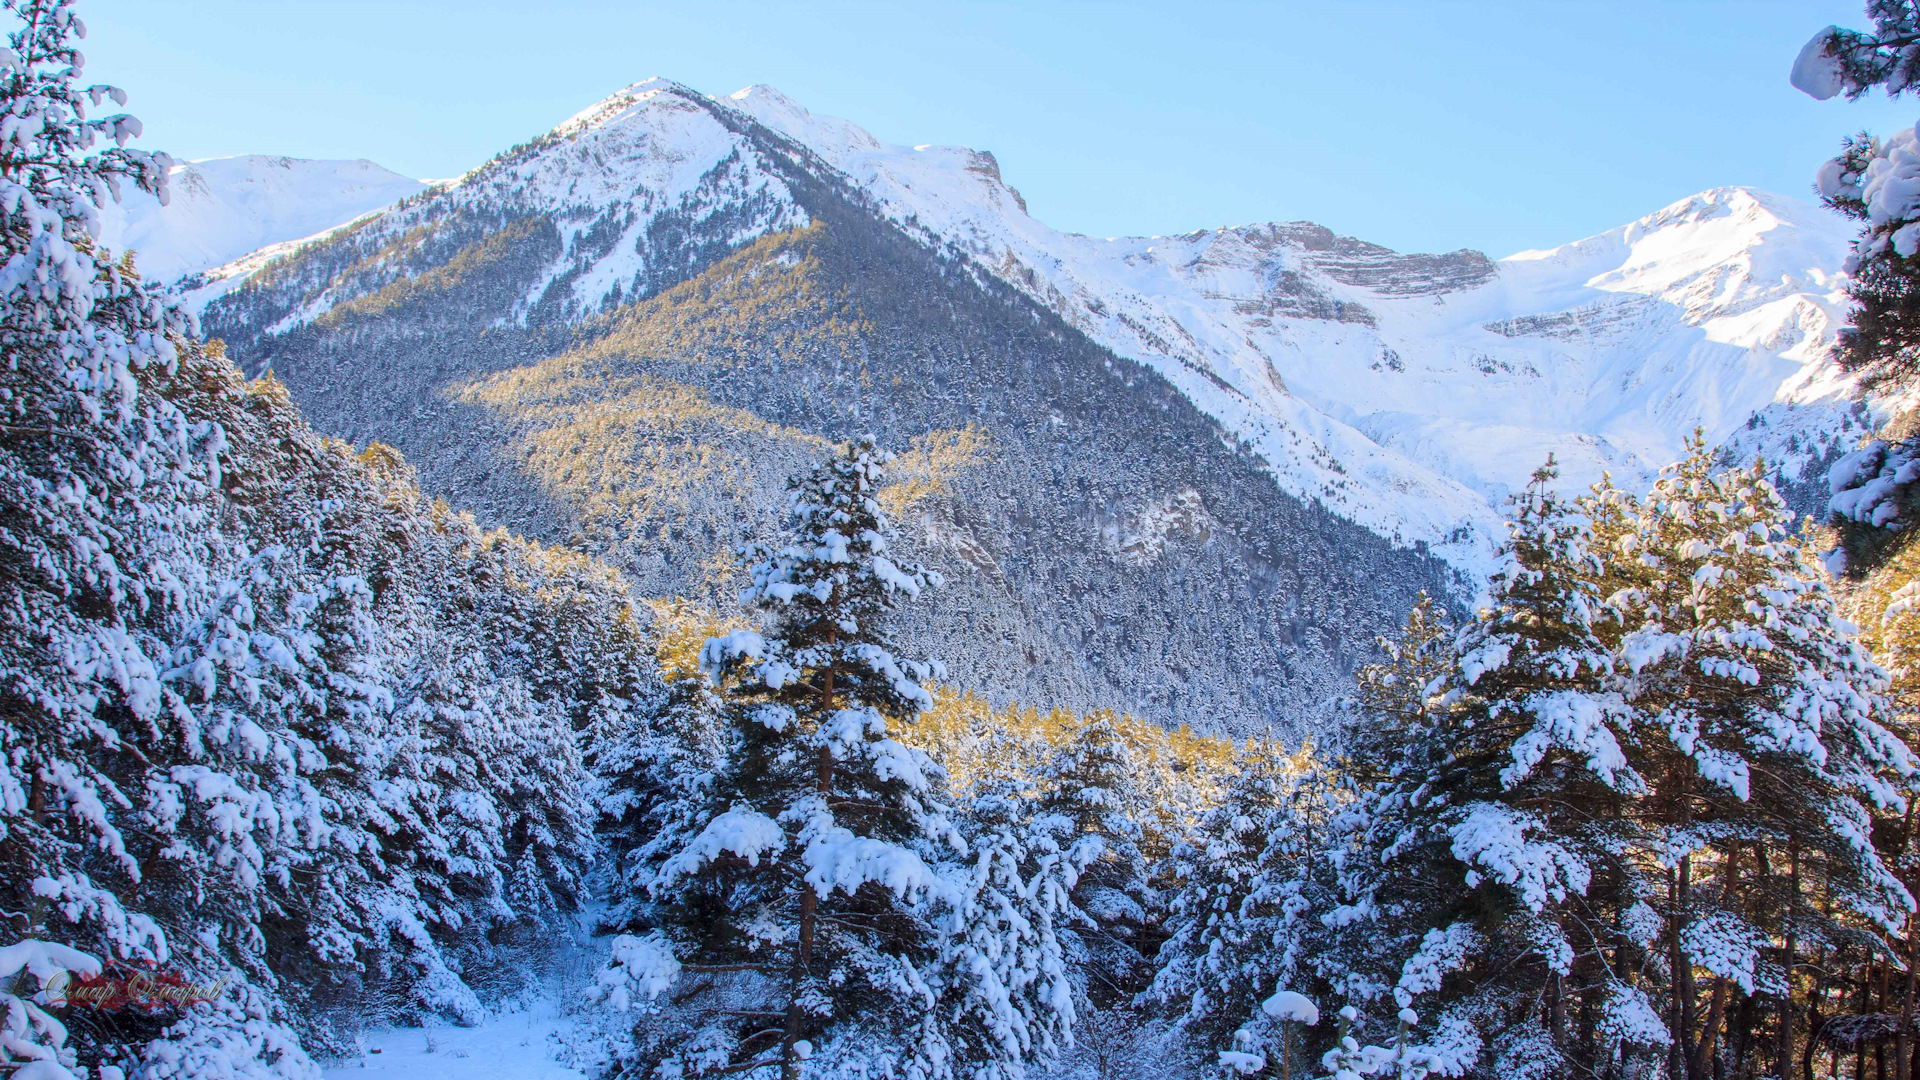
[22, 2, 1920, 1079]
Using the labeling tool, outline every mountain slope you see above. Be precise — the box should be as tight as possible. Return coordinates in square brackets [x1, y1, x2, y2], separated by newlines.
[714, 86, 1873, 569]
[197, 82, 1874, 577]
[197, 82, 1459, 733]
[190, 78, 1876, 728]
[98, 154, 426, 282]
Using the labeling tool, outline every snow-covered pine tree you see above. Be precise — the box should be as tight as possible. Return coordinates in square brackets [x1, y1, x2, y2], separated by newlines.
[1598, 440, 1917, 1080]
[1792, 2, 1920, 388]
[1144, 740, 1340, 1079]
[1038, 716, 1157, 1008]
[589, 669, 726, 935]
[1329, 460, 1647, 1080]
[627, 437, 984, 1080]
[941, 764, 1097, 1080]
[0, 0, 187, 953]
[1340, 593, 1455, 789]
[0, 3, 312, 1072]
[0, 4, 647, 1070]
[1323, 446, 1920, 1080]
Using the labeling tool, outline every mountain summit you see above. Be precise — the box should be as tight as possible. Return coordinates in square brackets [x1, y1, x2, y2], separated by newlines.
[191, 79, 1871, 730]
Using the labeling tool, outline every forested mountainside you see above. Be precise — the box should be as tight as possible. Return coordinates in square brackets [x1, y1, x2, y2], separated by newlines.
[182, 80, 1883, 579]
[716, 84, 1877, 556]
[195, 84, 1458, 735]
[175, 78, 1898, 729]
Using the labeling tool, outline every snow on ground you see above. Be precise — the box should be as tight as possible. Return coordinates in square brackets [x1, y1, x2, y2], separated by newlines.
[326, 997, 587, 1080]
[324, 913, 616, 1080]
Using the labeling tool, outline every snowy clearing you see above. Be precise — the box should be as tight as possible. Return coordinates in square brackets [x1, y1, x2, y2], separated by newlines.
[326, 999, 587, 1080]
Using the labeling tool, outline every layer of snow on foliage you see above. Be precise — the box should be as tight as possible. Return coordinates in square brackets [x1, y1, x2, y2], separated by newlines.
[657, 806, 785, 880]
[588, 933, 682, 1011]
[1792, 28, 1848, 100]
[1397, 924, 1479, 999]
[1448, 804, 1591, 911]
[97, 155, 424, 282]
[1600, 984, 1672, 1049]
[1262, 988, 1320, 1024]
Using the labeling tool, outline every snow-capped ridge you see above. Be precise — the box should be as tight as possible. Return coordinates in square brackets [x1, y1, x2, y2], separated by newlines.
[97, 154, 426, 283]
[551, 76, 708, 139]
[191, 79, 1876, 578]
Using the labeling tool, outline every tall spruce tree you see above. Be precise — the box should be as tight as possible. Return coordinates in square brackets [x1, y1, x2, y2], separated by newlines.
[624, 438, 974, 1080]
[0, 8, 641, 1064]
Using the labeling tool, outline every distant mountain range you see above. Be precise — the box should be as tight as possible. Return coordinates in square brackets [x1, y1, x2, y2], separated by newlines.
[119, 79, 1880, 731]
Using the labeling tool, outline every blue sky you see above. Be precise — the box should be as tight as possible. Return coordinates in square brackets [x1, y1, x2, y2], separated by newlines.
[83, 0, 1920, 258]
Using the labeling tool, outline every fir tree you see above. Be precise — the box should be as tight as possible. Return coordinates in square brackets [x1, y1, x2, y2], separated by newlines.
[1145, 740, 1340, 1078]
[942, 766, 1096, 1080]
[634, 438, 967, 1080]
[1039, 716, 1156, 1007]
[589, 670, 726, 935]
[1325, 462, 1649, 1079]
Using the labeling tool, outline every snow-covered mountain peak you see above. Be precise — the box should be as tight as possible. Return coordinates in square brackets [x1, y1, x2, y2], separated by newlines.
[1504, 186, 1850, 327]
[192, 80, 1879, 577]
[549, 76, 707, 140]
[98, 154, 426, 283]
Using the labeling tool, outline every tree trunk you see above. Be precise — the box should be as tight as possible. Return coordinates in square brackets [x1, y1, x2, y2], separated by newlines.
[1675, 855, 1702, 1080]
[1692, 846, 1743, 1077]
[1696, 977, 1729, 1078]
[1730, 990, 1760, 1080]
[1780, 842, 1801, 1080]
[782, 659, 837, 1080]
[1900, 912, 1919, 1080]
[1898, 798, 1918, 1080]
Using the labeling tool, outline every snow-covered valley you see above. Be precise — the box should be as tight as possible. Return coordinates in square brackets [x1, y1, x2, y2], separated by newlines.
[20, 4, 1920, 1077]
